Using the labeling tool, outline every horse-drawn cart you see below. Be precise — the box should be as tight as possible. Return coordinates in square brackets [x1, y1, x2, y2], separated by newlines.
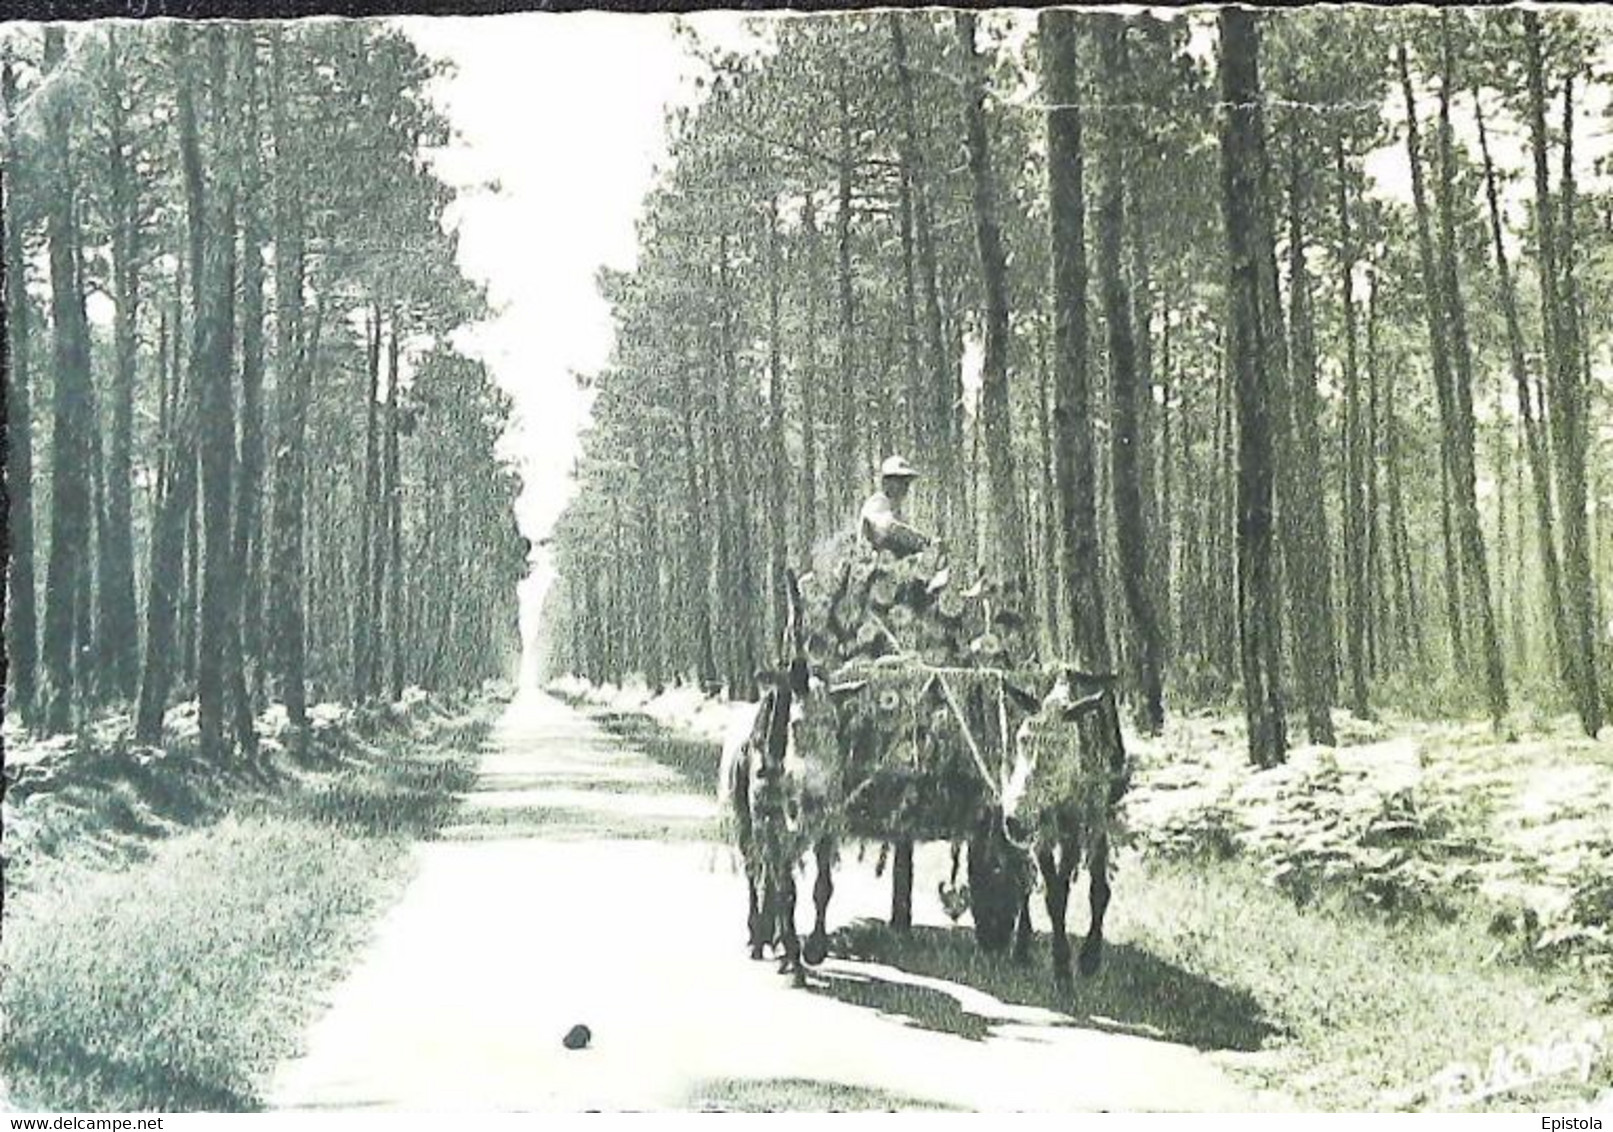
[791, 539, 1130, 956]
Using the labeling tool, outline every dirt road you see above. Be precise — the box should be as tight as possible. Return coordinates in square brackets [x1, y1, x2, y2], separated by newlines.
[268, 691, 1274, 1112]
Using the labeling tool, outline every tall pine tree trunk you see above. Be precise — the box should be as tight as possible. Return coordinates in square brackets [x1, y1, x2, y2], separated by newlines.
[893, 84, 925, 475]
[1095, 16, 1162, 731]
[1364, 265, 1386, 676]
[701, 352, 740, 692]
[1215, 335, 1239, 679]
[368, 318, 397, 699]
[1374, 272, 1419, 663]
[235, 34, 269, 707]
[101, 33, 141, 701]
[385, 337, 404, 703]
[1041, 8, 1110, 673]
[41, 27, 97, 735]
[767, 200, 789, 646]
[182, 469, 200, 691]
[1130, 182, 1167, 662]
[4, 61, 39, 724]
[1275, 126, 1337, 744]
[136, 27, 208, 744]
[1433, 26, 1506, 727]
[634, 442, 665, 692]
[1337, 135, 1370, 718]
[892, 16, 959, 544]
[1395, 50, 1465, 669]
[353, 307, 384, 700]
[834, 61, 858, 514]
[799, 193, 820, 548]
[1218, 8, 1286, 767]
[1556, 71, 1601, 731]
[197, 29, 244, 757]
[1034, 328, 1061, 653]
[717, 238, 759, 693]
[1525, 16, 1603, 735]
[1399, 41, 1506, 727]
[266, 27, 314, 732]
[677, 342, 719, 691]
[957, 11, 1030, 600]
[1476, 85, 1570, 699]
[1158, 312, 1175, 661]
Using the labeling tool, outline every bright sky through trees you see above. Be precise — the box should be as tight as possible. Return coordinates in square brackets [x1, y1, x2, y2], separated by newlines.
[400, 13, 758, 672]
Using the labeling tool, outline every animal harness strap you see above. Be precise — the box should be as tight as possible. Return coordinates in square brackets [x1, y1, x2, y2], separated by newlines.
[996, 673, 1010, 797]
[867, 609, 907, 654]
[931, 671, 1002, 804]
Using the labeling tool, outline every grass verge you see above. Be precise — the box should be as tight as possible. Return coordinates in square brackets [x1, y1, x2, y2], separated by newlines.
[1, 706, 489, 1111]
[1109, 858, 1608, 1111]
[686, 1077, 963, 1112]
[592, 710, 721, 794]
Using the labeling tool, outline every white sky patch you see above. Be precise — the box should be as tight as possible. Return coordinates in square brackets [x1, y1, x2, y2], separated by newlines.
[1364, 58, 1613, 230]
[396, 11, 759, 675]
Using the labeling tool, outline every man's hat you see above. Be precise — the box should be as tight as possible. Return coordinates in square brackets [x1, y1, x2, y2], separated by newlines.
[880, 455, 920, 479]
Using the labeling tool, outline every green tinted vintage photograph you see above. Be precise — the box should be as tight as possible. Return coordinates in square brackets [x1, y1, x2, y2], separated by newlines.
[1, 4, 1611, 1115]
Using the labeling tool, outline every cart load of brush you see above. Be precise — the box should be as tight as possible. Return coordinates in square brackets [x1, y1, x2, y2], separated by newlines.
[792, 535, 1050, 842]
[795, 537, 1037, 673]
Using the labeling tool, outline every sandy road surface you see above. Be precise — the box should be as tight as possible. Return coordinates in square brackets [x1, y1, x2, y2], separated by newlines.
[268, 691, 1270, 1112]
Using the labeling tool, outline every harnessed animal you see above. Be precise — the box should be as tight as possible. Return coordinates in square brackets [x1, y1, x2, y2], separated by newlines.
[840, 662, 1127, 985]
[717, 571, 857, 985]
[719, 573, 1129, 990]
[998, 669, 1129, 986]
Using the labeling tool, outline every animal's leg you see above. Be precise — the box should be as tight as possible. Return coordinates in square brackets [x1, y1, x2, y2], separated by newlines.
[967, 822, 1016, 954]
[1012, 887, 1033, 965]
[1038, 840, 1074, 989]
[775, 865, 806, 987]
[891, 837, 914, 931]
[1079, 833, 1111, 977]
[746, 864, 764, 957]
[804, 836, 835, 966]
[748, 858, 774, 960]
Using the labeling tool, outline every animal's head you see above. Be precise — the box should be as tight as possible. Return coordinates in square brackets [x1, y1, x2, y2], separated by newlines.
[782, 567, 807, 661]
[749, 568, 818, 759]
[761, 567, 830, 701]
[749, 656, 866, 782]
[1000, 669, 1120, 846]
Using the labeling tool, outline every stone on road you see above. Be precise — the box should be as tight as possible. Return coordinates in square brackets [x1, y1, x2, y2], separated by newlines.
[269, 691, 1266, 1112]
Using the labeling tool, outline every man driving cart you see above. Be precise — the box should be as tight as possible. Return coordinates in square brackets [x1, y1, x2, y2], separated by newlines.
[859, 455, 934, 560]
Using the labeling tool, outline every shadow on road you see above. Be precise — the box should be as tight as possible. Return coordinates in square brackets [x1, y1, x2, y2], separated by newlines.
[814, 921, 1280, 1053]
[440, 799, 715, 844]
[810, 967, 993, 1041]
[592, 711, 723, 795]
[435, 712, 719, 844]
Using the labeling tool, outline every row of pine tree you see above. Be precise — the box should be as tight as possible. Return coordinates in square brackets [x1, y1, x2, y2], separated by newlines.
[541, 8, 1613, 766]
[3, 22, 526, 755]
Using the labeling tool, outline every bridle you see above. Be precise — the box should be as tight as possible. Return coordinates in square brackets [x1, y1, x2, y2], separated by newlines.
[996, 681, 1115, 851]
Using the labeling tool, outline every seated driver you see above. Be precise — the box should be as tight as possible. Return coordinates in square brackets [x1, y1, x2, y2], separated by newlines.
[859, 455, 933, 560]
